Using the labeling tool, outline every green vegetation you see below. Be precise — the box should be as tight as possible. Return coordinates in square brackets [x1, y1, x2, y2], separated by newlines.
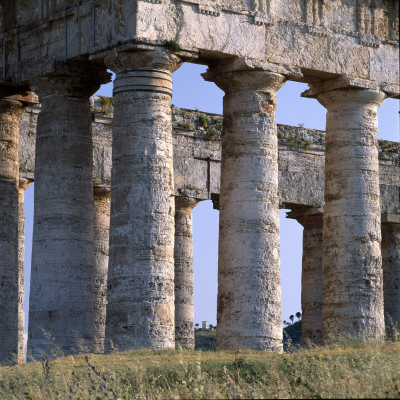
[379, 140, 399, 161]
[198, 114, 209, 128]
[19, 166, 33, 173]
[181, 121, 194, 130]
[1, 342, 400, 399]
[195, 330, 216, 351]
[206, 127, 219, 140]
[99, 96, 114, 116]
[164, 40, 182, 53]
[279, 133, 312, 150]
[183, 184, 201, 195]
[213, 118, 222, 126]
[195, 322, 302, 352]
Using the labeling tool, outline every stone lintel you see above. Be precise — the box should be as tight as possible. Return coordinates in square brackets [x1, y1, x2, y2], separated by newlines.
[30, 62, 111, 100]
[286, 205, 323, 219]
[302, 75, 399, 99]
[286, 205, 323, 228]
[382, 214, 400, 224]
[27, 61, 111, 90]
[211, 193, 219, 210]
[203, 56, 302, 82]
[0, 86, 38, 106]
[288, 208, 400, 225]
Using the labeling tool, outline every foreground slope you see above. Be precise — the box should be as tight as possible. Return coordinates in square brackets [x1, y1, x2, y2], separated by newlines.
[1, 342, 399, 399]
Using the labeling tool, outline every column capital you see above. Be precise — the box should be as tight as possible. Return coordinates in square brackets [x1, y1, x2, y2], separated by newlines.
[0, 86, 38, 107]
[302, 75, 389, 108]
[202, 60, 286, 93]
[175, 196, 199, 212]
[105, 48, 182, 98]
[287, 206, 323, 229]
[0, 97, 27, 118]
[18, 178, 33, 191]
[93, 185, 111, 199]
[30, 62, 111, 99]
[202, 57, 300, 90]
[104, 47, 183, 74]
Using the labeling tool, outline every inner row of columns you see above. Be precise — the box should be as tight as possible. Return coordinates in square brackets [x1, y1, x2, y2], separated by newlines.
[0, 48, 397, 364]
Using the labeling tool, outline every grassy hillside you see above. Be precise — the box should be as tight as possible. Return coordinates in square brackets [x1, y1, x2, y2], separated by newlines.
[1, 342, 400, 399]
[195, 330, 216, 350]
[283, 321, 302, 351]
[194, 322, 301, 351]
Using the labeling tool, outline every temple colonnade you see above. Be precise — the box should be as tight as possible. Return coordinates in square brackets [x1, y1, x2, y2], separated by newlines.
[0, 50, 398, 364]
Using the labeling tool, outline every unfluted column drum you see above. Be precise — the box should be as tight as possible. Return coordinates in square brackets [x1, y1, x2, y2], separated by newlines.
[204, 67, 286, 351]
[174, 197, 198, 349]
[295, 211, 323, 346]
[27, 66, 110, 360]
[0, 96, 27, 365]
[17, 179, 33, 364]
[104, 49, 182, 351]
[93, 186, 111, 354]
[382, 221, 400, 331]
[316, 88, 387, 343]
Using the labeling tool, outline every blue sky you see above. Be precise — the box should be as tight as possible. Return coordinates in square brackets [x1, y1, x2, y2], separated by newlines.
[23, 63, 399, 330]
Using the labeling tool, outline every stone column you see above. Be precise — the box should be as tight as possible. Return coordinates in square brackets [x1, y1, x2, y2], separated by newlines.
[27, 65, 110, 361]
[204, 65, 286, 351]
[93, 186, 111, 354]
[381, 215, 400, 331]
[17, 178, 33, 363]
[104, 48, 182, 351]
[288, 207, 323, 346]
[174, 197, 198, 349]
[0, 91, 31, 365]
[309, 85, 387, 343]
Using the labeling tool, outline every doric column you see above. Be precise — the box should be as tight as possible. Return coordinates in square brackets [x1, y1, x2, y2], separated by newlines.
[381, 215, 400, 331]
[104, 48, 182, 351]
[203, 65, 286, 351]
[0, 89, 33, 365]
[174, 197, 198, 349]
[93, 186, 111, 354]
[306, 83, 387, 343]
[17, 178, 33, 364]
[288, 207, 323, 346]
[27, 64, 110, 361]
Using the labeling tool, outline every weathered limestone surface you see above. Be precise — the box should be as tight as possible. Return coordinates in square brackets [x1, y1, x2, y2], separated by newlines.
[0, 0, 398, 358]
[104, 49, 181, 351]
[310, 86, 387, 343]
[204, 66, 285, 351]
[381, 215, 400, 330]
[27, 65, 109, 361]
[289, 207, 323, 346]
[174, 197, 198, 349]
[1, 1, 399, 97]
[93, 186, 111, 354]
[18, 102, 400, 215]
[0, 95, 27, 365]
[17, 178, 32, 363]
[13, 101, 400, 354]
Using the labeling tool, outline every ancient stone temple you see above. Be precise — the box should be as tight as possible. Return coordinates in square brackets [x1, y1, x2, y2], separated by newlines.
[0, 0, 398, 364]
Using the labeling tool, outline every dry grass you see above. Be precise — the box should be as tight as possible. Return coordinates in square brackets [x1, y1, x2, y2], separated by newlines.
[1, 342, 400, 399]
